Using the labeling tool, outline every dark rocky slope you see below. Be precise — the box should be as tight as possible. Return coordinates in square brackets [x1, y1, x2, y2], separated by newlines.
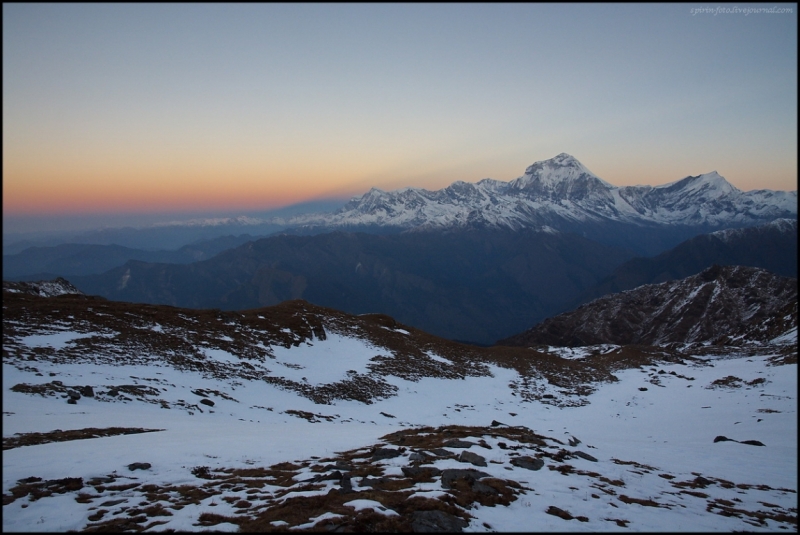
[499, 265, 797, 348]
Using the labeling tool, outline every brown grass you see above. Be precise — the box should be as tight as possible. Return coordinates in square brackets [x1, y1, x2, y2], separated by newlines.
[3, 426, 164, 450]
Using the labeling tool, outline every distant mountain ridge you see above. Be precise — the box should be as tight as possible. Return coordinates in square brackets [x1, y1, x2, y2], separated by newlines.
[500, 265, 798, 348]
[574, 218, 798, 304]
[275, 153, 797, 236]
[2, 235, 260, 281]
[69, 228, 635, 345]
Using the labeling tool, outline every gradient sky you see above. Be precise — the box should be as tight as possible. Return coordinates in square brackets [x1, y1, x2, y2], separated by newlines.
[3, 3, 797, 233]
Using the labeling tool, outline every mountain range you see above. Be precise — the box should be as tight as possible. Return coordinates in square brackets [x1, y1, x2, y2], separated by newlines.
[4, 153, 797, 345]
[273, 153, 797, 255]
[571, 218, 797, 306]
[65, 217, 797, 345]
[69, 228, 635, 345]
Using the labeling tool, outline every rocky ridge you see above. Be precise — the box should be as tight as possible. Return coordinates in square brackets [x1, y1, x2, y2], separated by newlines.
[500, 265, 798, 348]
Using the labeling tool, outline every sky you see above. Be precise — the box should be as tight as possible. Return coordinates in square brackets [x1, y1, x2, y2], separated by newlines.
[3, 3, 798, 233]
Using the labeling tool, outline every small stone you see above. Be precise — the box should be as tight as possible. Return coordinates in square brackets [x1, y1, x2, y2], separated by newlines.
[128, 462, 151, 471]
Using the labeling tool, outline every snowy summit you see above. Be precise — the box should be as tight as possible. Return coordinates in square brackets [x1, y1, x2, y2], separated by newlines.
[275, 153, 797, 233]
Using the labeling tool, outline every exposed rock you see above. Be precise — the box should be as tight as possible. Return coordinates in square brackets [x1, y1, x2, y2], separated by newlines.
[408, 451, 430, 462]
[458, 450, 487, 467]
[199, 398, 215, 407]
[440, 468, 491, 489]
[78, 385, 94, 398]
[401, 466, 441, 478]
[410, 510, 468, 532]
[510, 456, 544, 471]
[372, 447, 404, 460]
[573, 450, 598, 462]
[443, 439, 476, 449]
[315, 470, 343, 482]
[471, 481, 499, 495]
[127, 462, 151, 471]
[546, 505, 574, 520]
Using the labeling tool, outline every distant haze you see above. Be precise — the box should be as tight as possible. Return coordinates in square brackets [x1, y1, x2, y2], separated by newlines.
[3, 4, 797, 235]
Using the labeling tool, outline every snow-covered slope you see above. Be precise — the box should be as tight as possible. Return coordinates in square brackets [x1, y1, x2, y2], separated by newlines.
[276, 154, 797, 232]
[2, 288, 797, 532]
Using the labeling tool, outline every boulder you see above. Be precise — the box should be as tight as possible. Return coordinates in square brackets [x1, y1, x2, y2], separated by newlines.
[402, 466, 441, 478]
[573, 450, 598, 462]
[408, 451, 430, 462]
[440, 468, 491, 489]
[471, 481, 499, 495]
[458, 451, 487, 467]
[443, 439, 476, 449]
[510, 456, 544, 471]
[410, 510, 468, 532]
[372, 447, 404, 460]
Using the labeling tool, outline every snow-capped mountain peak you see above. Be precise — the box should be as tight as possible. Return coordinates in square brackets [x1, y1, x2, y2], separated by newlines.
[659, 171, 741, 199]
[273, 154, 796, 233]
[509, 153, 613, 195]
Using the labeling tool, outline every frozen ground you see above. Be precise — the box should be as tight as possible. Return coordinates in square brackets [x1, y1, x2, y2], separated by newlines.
[3, 336, 796, 531]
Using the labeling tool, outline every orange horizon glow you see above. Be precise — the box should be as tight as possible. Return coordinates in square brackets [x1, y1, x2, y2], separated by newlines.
[4, 157, 797, 218]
